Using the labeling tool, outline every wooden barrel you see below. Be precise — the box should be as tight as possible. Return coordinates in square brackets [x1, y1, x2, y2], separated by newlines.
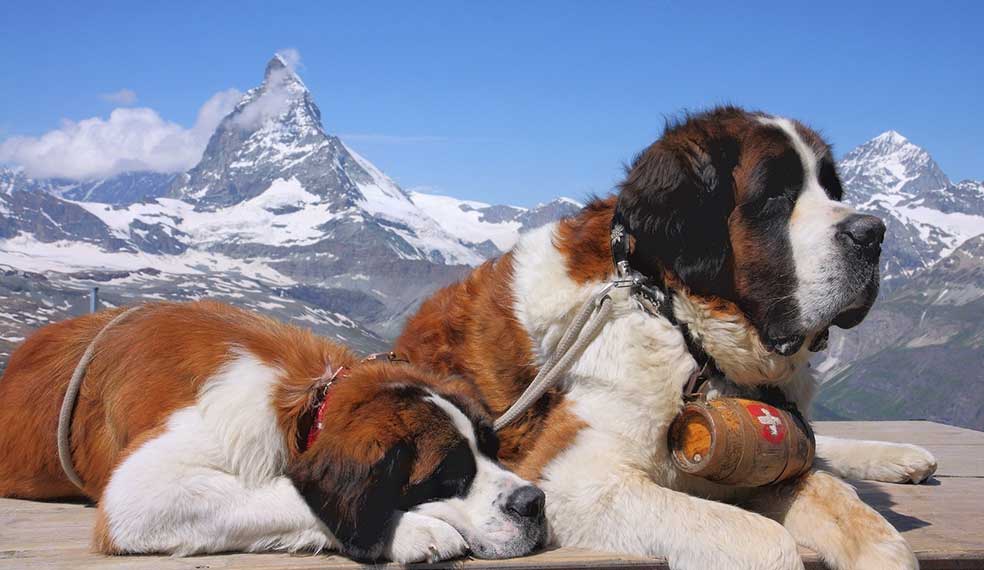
[667, 397, 815, 486]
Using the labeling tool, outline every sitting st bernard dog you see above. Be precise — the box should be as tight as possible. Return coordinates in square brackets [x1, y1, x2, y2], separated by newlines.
[396, 107, 938, 570]
[0, 301, 547, 563]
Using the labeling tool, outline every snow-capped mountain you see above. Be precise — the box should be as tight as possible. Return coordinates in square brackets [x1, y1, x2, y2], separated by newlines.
[838, 131, 984, 281]
[0, 55, 581, 363]
[409, 192, 582, 253]
[167, 54, 484, 267]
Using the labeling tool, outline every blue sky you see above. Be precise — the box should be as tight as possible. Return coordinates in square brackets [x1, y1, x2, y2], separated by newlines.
[1, 1, 981, 206]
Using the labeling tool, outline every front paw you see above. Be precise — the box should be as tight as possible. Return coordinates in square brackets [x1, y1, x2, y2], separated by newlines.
[671, 514, 804, 570]
[874, 444, 938, 484]
[855, 534, 918, 570]
[385, 511, 468, 564]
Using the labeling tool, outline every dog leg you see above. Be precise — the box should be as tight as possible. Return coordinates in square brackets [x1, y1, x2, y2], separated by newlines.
[542, 466, 804, 570]
[97, 425, 334, 556]
[748, 470, 917, 570]
[98, 470, 333, 555]
[815, 435, 937, 484]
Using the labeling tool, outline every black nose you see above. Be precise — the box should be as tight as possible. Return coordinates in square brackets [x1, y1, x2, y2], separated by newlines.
[838, 214, 886, 249]
[505, 485, 545, 519]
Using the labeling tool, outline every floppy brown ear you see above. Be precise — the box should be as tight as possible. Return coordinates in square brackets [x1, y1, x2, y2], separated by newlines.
[617, 128, 739, 298]
[289, 439, 414, 561]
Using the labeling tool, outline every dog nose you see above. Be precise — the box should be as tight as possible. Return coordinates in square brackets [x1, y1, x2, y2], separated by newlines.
[505, 485, 545, 519]
[838, 214, 886, 249]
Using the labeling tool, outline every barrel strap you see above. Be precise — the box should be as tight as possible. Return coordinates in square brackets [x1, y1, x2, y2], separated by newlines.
[58, 306, 143, 490]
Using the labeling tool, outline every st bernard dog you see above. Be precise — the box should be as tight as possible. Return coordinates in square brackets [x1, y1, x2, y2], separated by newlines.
[396, 107, 938, 570]
[0, 301, 547, 563]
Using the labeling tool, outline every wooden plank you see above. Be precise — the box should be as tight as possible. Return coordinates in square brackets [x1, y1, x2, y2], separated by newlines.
[1, 421, 982, 569]
[814, 420, 984, 478]
[814, 420, 984, 446]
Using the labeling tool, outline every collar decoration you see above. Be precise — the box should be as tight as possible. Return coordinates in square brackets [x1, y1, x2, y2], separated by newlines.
[303, 363, 348, 451]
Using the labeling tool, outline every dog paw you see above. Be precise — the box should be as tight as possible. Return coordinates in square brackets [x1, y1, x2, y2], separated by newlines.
[854, 535, 918, 570]
[872, 443, 938, 484]
[671, 514, 804, 570]
[385, 512, 468, 564]
[746, 517, 805, 570]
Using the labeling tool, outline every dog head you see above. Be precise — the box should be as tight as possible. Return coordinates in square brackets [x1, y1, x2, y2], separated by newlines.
[617, 106, 884, 357]
[289, 363, 546, 562]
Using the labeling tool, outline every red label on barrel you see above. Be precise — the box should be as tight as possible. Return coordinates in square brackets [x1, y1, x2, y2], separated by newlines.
[746, 403, 786, 444]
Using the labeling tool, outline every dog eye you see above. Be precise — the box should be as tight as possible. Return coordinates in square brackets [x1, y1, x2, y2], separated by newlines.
[759, 192, 793, 215]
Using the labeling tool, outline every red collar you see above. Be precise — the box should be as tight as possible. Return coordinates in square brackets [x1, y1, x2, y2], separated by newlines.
[299, 352, 410, 452]
[303, 365, 348, 451]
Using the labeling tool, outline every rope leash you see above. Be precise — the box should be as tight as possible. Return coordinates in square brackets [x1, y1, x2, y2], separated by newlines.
[494, 283, 617, 431]
[58, 306, 143, 490]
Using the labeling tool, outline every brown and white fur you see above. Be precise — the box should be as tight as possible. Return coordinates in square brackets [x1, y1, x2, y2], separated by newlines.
[0, 301, 547, 563]
[396, 107, 937, 570]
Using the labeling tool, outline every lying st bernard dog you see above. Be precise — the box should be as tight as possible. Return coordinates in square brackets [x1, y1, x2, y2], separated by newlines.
[396, 107, 938, 570]
[0, 301, 547, 563]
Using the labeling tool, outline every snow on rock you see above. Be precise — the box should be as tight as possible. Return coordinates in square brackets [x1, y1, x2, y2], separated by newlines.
[0, 232, 294, 284]
[840, 130, 950, 200]
[343, 144, 484, 266]
[409, 190, 583, 252]
[409, 191, 524, 251]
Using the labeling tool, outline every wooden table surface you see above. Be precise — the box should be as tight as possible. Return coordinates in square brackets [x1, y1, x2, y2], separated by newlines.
[2, 421, 982, 570]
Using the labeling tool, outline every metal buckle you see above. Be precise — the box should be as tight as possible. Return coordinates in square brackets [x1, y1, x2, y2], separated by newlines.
[363, 351, 410, 364]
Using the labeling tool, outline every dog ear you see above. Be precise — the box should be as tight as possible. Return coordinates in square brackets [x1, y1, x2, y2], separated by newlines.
[617, 133, 739, 297]
[289, 439, 413, 562]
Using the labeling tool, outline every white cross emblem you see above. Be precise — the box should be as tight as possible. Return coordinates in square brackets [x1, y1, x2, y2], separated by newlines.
[756, 407, 782, 437]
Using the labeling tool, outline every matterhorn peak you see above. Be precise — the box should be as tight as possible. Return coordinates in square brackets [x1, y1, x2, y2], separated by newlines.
[265, 54, 288, 75]
[263, 52, 306, 91]
[267, 53, 289, 72]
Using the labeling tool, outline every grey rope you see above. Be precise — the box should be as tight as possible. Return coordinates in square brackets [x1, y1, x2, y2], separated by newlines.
[494, 283, 616, 431]
[58, 306, 143, 490]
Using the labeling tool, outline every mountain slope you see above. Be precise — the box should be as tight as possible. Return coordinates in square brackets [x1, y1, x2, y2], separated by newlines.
[0, 171, 132, 251]
[816, 235, 984, 429]
[61, 172, 177, 204]
[409, 191, 582, 253]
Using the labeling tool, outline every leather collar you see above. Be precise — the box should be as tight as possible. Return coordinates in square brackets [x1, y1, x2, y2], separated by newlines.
[300, 364, 348, 452]
[298, 352, 412, 452]
[609, 208, 721, 396]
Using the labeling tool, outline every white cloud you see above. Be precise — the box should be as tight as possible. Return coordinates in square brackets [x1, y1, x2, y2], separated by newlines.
[275, 48, 302, 71]
[0, 89, 242, 180]
[232, 79, 292, 130]
[100, 89, 138, 105]
[231, 49, 304, 130]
